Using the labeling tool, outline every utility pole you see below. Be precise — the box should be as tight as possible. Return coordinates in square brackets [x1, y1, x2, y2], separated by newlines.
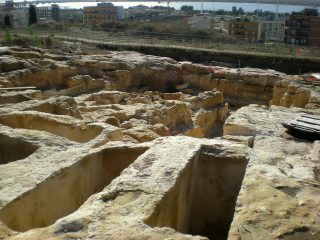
[212, 0, 215, 15]
[256, 0, 260, 16]
[165, 0, 170, 8]
[276, 0, 279, 20]
[201, 0, 204, 14]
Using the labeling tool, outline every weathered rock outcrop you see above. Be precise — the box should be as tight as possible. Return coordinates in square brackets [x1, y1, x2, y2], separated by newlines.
[183, 65, 292, 107]
[270, 80, 311, 108]
[0, 136, 249, 240]
[224, 105, 320, 240]
[0, 46, 319, 240]
[3, 46, 317, 110]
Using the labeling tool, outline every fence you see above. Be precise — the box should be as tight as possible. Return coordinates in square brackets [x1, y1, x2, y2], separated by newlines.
[9, 27, 320, 58]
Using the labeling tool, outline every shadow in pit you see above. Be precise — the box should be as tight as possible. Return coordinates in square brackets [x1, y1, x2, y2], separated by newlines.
[0, 146, 148, 232]
[0, 134, 39, 165]
[145, 145, 248, 240]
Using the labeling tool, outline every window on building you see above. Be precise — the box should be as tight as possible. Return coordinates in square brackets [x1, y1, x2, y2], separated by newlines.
[302, 20, 309, 27]
[300, 38, 307, 45]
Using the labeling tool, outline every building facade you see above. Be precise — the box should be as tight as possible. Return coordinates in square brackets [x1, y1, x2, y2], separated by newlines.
[59, 8, 83, 23]
[0, 2, 29, 28]
[11, 8, 29, 27]
[115, 6, 124, 20]
[36, 6, 52, 21]
[228, 17, 261, 43]
[260, 20, 285, 42]
[51, 4, 60, 22]
[83, 3, 117, 25]
[285, 9, 320, 47]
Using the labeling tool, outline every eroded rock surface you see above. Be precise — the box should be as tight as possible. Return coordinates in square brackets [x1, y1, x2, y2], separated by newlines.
[1, 46, 317, 109]
[225, 105, 320, 240]
[2, 137, 249, 240]
[0, 46, 319, 240]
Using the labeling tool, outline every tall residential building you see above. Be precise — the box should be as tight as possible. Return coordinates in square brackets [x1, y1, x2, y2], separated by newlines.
[11, 8, 29, 27]
[36, 6, 52, 21]
[228, 17, 261, 43]
[285, 8, 320, 47]
[83, 3, 117, 25]
[51, 4, 60, 22]
[59, 8, 83, 23]
[115, 6, 124, 20]
[260, 20, 285, 42]
[37, 4, 83, 23]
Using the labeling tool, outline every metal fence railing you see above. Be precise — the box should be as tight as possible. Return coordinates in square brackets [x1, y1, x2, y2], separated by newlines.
[7, 27, 320, 58]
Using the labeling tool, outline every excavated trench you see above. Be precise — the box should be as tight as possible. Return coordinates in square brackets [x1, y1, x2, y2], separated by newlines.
[0, 134, 39, 165]
[0, 114, 102, 143]
[25, 102, 82, 119]
[146, 146, 248, 240]
[0, 146, 148, 232]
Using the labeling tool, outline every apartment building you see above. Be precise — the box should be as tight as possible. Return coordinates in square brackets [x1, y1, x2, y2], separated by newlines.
[285, 8, 320, 47]
[83, 3, 118, 25]
[228, 17, 260, 43]
[0, 2, 29, 28]
[59, 8, 83, 23]
[11, 8, 29, 27]
[260, 20, 285, 42]
[51, 4, 59, 22]
[36, 6, 52, 21]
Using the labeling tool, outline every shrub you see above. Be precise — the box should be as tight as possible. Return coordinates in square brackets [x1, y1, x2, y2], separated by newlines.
[3, 28, 12, 44]
[33, 34, 41, 47]
[45, 35, 53, 48]
[12, 36, 33, 47]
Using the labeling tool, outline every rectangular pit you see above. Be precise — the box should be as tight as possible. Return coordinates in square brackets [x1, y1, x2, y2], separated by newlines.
[146, 145, 248, 240]
[0, 145, 148, 232]
[0, 134, 39, 165]
[0, 113, 103, 143]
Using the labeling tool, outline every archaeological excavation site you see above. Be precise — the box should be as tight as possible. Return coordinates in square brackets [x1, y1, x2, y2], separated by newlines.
[0, 46, 319, 240]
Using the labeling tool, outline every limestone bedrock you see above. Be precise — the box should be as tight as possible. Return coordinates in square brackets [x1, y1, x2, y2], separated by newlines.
[2, 137, 249, 240]
[0, 46, 319, 240]
[225, 105, 320, 240]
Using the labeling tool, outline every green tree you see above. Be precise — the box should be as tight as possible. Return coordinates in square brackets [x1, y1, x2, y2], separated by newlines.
[238, 7, 244, 15]
[27, 26, 40, 47]
[3, 28, 12, 44]
[33, 34, 40, 47]
[181, 5, 194, 11]
[254, 9, 263, 16]
[216, 9, 226, 15]
[29, 4, 37, 25]
[45, 35, 53, 48]
[232, 6, 238, 15]
[28, 26, 34, 36]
